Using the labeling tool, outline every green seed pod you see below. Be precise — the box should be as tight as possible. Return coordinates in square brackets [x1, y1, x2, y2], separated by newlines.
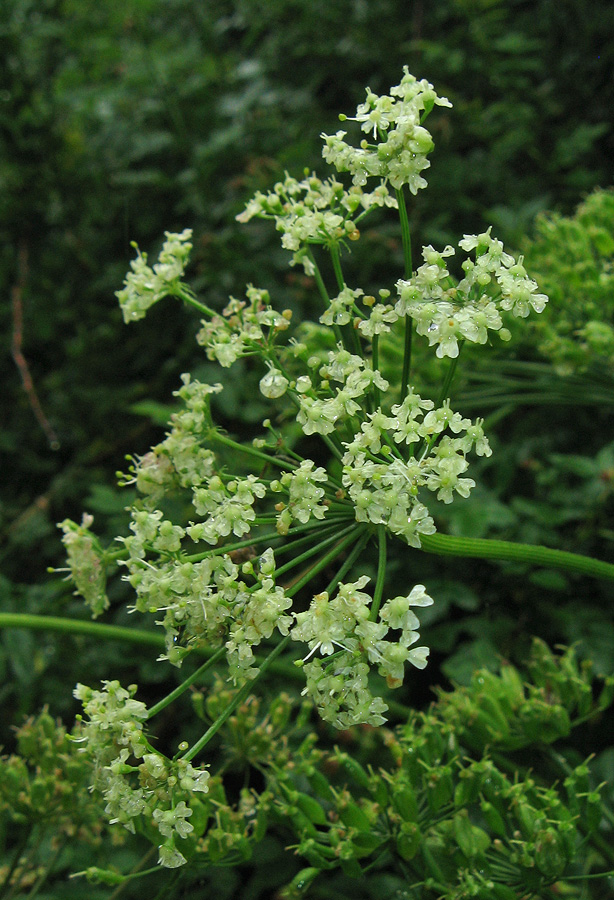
[584, 790, 604, 832]
[334, 750, 371, 790]
[453, 810, 491, 858]
[535, 828, 566, 879]
[480, 800, 507, 838]
[305, 767, 335, 802]
[283, 867, 320, 897]
[597, 674, 614, 712]
[514, 802, 542, 840]
[489, 884, 520, 900]
[478, 694, 511, 741]
[338, 798, 372, 831]
[295, 792, 327, 826]
[392, 784, 418, 822]
[297, 839, 335, 868]
[396, 821, 422, 860]
[425, 763, 454, 811]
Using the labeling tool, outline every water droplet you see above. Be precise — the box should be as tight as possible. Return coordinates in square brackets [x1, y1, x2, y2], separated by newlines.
[427, 322, 438, 332]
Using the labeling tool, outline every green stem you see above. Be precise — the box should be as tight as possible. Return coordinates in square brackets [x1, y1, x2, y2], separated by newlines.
[323, 528, 371, 595]
[320, 431, 344, 462]
[329, 243, 345, 293]
[106, 848, 159, 899]
[371, 333, 381, 409]
[396, 186, 413, 399]
[146, 648, 226, 720]
[181, 635, 291, 762]
[0, 828, 32, 900]
[328, 243, 363, 356]
[419, 533, 614, 581]
[174, 286, 216, 318]
[210, 431, 296, 471]
[275, 523, 358, 579]
[0, 613, 165, 648]
[436, 344, 463, 406]
[286, 528, 364, 598]
[370, 526, 387, 621]
[26, 837, 67, 899]
[307, 249, 331, 309]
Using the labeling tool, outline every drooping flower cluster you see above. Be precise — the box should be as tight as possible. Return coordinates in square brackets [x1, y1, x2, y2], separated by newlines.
[293, 578, 434, 727]
[321, 67, 452, 193]
[73, 680, 209, 868]
[58, 513, 108, 617]
[116, 229, 193, 323]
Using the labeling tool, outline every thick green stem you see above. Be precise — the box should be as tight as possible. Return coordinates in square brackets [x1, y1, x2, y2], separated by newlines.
[0, 613, 165, 648]
[420, 533, 614, 581]
[146, 649, 226, 720]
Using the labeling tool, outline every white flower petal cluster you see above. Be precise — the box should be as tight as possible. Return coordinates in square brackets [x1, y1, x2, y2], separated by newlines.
[236, 172, 396, 272]
[292, 578, 434, 727]
[197, 285, 290, 367]
[321, 67, 452, 193]
[192, 474, 266, 543]
[270, 460, 329, 533]
[396, 230, 548, 358]
[296, 347, 389, 436]
[119, 523, 292, 674]
[74, 680, 209, 868]
[116, 230, 193, 323]
[341, 395, 490, 545]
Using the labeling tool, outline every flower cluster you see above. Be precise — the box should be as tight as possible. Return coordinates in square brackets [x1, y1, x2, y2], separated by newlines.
[295, 348, 389, 436]
[270, 460, 329, 533]
[293, 578, 434, 727]
[236, 172, 396, 273]
[395, 231, 548, 358]
[60, 68, 552, 772]
[73, 680, 209, 868]
[322, 67, 452, 192]
[58, 513, 108, 617]
[116, 229, 193, 323]
[196, 285, 291, 366]
[341, 395, 490, 546]
[118, 508, 293, 676]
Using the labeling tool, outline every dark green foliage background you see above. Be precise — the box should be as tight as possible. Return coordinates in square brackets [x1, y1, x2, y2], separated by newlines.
[1, 0, 613, 895]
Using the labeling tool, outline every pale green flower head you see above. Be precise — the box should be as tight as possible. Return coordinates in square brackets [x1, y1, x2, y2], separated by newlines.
[116, 229, 193, 323]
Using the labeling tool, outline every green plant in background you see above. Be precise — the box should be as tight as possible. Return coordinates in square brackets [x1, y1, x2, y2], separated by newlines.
[1, 71, 601, 897]
[520, 188, 614, 377]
